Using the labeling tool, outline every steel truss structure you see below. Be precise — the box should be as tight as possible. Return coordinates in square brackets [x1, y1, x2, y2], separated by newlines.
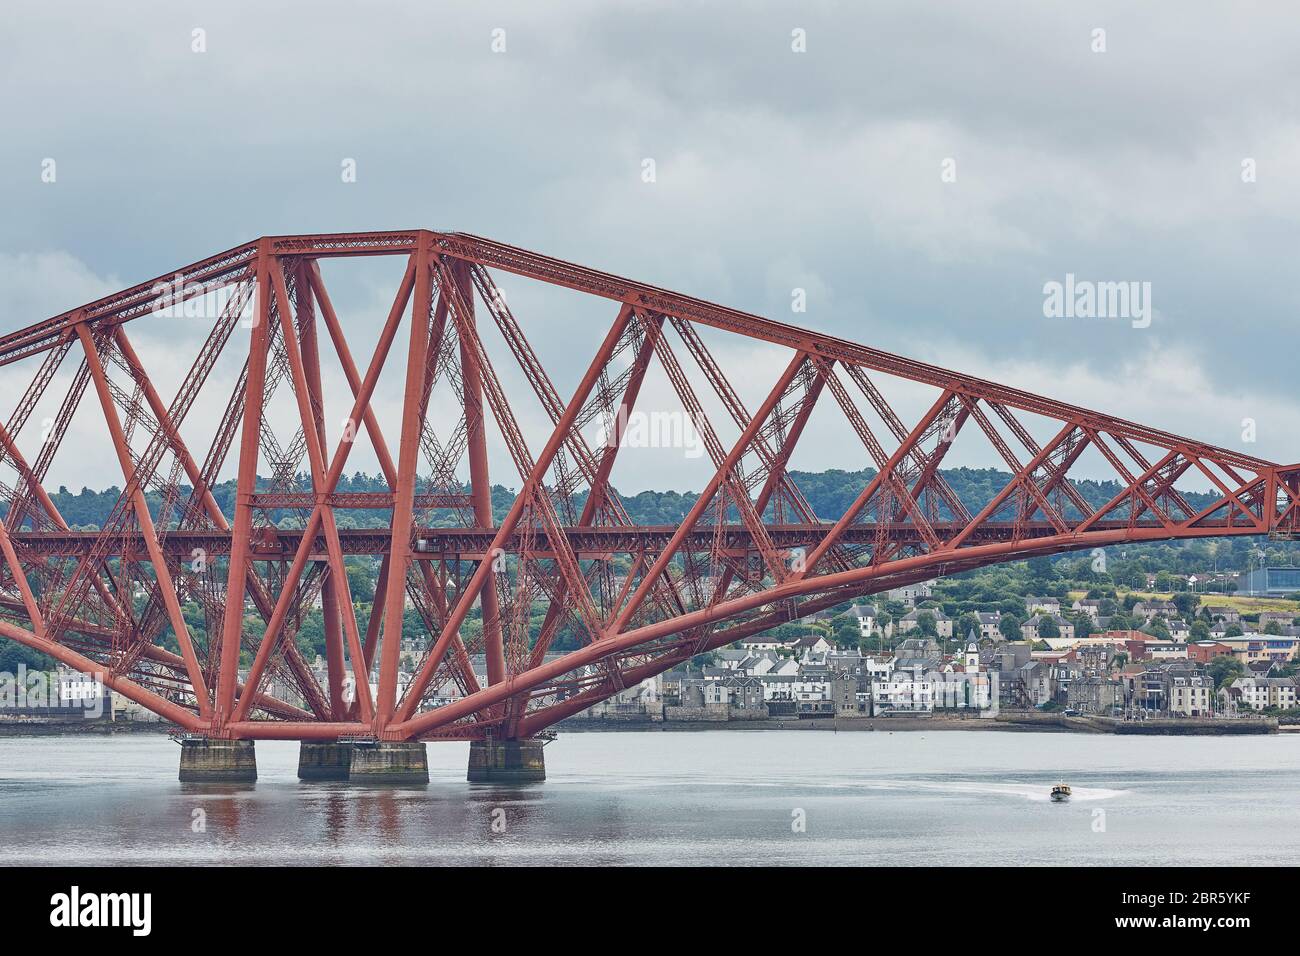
[0, 230, 1294, 742]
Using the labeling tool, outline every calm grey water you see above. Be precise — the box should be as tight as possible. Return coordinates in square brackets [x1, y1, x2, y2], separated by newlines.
[2, 730, 1297, 866]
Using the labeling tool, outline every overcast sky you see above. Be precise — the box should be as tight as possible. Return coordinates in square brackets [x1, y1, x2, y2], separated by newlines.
[1, 1, 1296, 495]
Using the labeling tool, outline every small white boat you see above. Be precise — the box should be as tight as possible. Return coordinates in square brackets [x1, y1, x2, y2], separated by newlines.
[1050, 783, 1071, 802]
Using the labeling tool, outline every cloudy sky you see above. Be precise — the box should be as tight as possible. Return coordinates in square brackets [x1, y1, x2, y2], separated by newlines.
[1, 1, 1296, 495]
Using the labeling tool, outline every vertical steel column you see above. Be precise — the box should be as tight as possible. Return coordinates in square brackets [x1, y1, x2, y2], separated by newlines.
[295, 260, 347, 718]
[452, 259, 507, 689]
[215, 239, 273, 730]
[375, 233, 434, 728]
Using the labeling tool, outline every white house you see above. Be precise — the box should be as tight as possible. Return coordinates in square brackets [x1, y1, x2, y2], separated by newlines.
[1232, 676, 1298, 711]
[792, 678, 832, 703]
[790, 634, 834, 657]
[862, 656, 895, 681]
[886, 581, 934, 607]
[844, 603, 883, 638]
[872, 667, 934, 715]
[754, 656, 799, 677]
[737, 636, 787, 652]
[1167, 675, 1212, 717]
[929, 669, 995, 712]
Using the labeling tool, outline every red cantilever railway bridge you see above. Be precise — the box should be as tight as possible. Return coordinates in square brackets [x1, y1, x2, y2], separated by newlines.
[0, 230, 1295, 757]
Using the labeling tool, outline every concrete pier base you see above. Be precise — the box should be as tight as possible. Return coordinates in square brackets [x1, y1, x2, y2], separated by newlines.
[178, 739, 257, 782]
[298, 741, 353, 780]
[468, 737, 546, 782]
[347, 741, 429, 784]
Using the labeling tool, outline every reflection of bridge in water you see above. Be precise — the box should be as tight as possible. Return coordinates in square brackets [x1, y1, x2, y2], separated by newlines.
[0, 230, 1295, 782]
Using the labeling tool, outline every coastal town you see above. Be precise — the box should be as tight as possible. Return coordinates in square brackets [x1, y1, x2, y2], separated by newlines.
[568, 577, 1300, 729]
[5, 564, 1300, 735]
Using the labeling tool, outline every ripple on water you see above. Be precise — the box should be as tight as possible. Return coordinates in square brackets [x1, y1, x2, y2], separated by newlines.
[0, 731, 1297, 865]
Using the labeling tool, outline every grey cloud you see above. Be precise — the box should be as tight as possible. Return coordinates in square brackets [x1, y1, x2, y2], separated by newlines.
[0, 0, 1296, 490]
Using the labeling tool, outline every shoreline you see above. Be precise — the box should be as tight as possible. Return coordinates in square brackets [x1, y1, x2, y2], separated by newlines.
[558, 712, 1280, 736]
[561, 716, 1028, 733]
[0, 714, 1280, 739]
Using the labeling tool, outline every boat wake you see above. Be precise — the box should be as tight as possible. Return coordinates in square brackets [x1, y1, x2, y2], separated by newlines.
[895, 780, 1128, 802]
[613, 773, 1131, 802]
[742, 777, 1130, 802]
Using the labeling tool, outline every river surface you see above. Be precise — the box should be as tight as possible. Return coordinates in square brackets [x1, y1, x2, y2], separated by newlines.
[2, 730, 1297, 866]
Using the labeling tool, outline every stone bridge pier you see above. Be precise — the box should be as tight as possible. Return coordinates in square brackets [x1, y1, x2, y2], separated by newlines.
[177, 737, 257, 783]
[178, 733, 548, 784]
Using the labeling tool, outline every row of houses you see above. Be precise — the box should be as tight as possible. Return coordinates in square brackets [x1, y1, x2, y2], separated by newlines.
[652, 637, 995, 719]
[1034, 632, 1300, 669]
[1025, 595, 1257, 625]
[1069, 666, 1300, 717]
[812, 592, 1297, 647]
[581, 621, 1300, 724]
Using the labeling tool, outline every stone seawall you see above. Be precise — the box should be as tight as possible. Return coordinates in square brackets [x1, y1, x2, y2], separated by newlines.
[994, 712, 1110, 733]
[563, 712, 1279, 734]
[994, 712, 1278, 735]
[1110, 716, 1277, 735]
[0, 719, 170, 736]
[663, 705, 729, 722]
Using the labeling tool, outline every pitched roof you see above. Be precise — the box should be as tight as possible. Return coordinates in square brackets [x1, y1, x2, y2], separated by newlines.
[902, 607, 950, 621]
